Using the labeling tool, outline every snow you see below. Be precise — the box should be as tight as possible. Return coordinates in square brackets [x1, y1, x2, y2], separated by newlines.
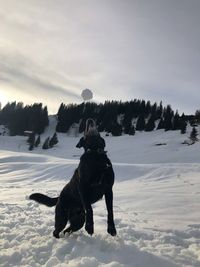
[1, 121, 200, 267]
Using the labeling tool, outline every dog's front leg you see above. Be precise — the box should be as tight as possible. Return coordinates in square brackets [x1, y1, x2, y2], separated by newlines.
[85, 204, 94, 235]
[79, 183, 94, 235]
[105, 189, 117, 236]
[53, 201, 69, 238]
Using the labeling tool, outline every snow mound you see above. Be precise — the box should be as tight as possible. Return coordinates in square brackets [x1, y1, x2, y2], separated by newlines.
[1, 149, 200, 266]
[1, 126, 200, 266]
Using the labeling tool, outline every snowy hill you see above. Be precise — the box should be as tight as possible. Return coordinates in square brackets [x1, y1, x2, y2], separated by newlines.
[1, 123, 200, 267]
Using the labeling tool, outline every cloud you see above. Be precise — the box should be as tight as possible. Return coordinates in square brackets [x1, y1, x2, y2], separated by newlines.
[0, 52, 82, 112]
[0, 0, 200, 114]
[0, 57, 80, 100]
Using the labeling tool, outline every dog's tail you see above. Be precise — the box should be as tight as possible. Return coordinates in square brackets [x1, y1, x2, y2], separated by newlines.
[29, 193, 58, 207]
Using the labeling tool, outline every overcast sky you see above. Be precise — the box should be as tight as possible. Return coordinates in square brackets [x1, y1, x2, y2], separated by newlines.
[0, 0, 200, 114]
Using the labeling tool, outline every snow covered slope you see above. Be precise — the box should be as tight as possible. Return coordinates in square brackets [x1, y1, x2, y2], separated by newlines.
[1, 125, 200, 267]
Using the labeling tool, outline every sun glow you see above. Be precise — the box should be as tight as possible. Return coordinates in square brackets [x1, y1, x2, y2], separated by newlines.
[0, 90, 9, 109]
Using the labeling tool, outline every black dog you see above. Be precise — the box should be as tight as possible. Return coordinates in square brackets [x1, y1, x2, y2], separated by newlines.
[29, 151, 117, 238]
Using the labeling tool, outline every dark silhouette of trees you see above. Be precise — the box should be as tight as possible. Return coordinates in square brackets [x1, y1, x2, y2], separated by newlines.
[190, 127, 198, 143]
[195, 110, 200, 124]
[157, 101, 163, 119]
[0, 102, 49, 136]
[136, 114, 146, 131]
[180, 113, 187, 134]
[110, 122, 123, 136]
[35, 135, 41, 147]
[27, 132, 35, 151]
[163, 105, 174, 131]
[180, 121, 187, 134]
[172, 111, 181, 130]
[41, 133, 59, 149]
[157, 117, 165, 130]
[129, 125, 135, 135]
[55, 100, 194, 135]
[56, 103, 83, 133]
[145, 115, 156, 131]
[1, 99, 195, 137]
[42, 137, 50, 149]
[49, 132, 59, 147]
[123, 119, 132, 134]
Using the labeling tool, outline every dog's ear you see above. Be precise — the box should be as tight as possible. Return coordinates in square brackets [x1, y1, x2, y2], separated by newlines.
[76, 141, 82, 148]
[76, 137, 85, 148]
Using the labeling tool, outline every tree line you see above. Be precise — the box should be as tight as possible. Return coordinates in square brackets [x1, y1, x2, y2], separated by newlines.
[0, 102, 49, 135]
[0, 100, 199, 137]
[56, 100, 199, 136]
[27, 132, 58, 150]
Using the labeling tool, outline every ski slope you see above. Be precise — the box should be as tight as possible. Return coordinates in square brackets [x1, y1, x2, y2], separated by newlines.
[1, 123, 200, 267]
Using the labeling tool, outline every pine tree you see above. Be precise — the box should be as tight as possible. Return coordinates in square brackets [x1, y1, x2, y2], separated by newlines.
[163, 105, 174, 131]
[35, 135, 41, 147]
[42, 137, 50, 149]
[79, 118, 86, 133]
[97, 122, 105, 132]
[179, 113, 187, 134]
[129, 125, 135, 135]
[157, 117, 164, 130]
[195, 110, 200, 124]
[111, 122, 123, 136]
[42, 106, 49, 132]
[190, 127, 198, 143]
[27, 132, 33, 143]
[157, 101, 163, 119]
[172, 111, 181, 130]
[123, 120, 131, 134]
[27, 132, 35, 151]
[136, 114, 145, 131]
[49, 132, 59, 148]
[180, 121, 187, 134]
[145, 115, 155, 131]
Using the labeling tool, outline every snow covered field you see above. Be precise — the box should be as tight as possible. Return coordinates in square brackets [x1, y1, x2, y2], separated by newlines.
[1, 124, 200, 267]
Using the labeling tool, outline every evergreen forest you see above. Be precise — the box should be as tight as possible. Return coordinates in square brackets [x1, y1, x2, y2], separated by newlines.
[0, 99, 199, 136]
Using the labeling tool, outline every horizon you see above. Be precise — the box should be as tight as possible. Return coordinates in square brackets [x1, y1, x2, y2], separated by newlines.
[0, 98, 196, 116]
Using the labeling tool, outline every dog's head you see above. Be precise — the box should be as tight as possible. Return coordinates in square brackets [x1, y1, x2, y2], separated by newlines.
[84, 118, 99, 137]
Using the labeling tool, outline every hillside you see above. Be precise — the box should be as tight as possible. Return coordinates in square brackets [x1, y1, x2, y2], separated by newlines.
[1, 121, 200, 267]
